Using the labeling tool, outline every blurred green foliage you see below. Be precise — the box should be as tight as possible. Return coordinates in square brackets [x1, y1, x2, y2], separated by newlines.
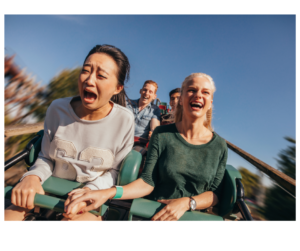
[5, 67, 81, 160]
[276, 137, 295, 180]
[239, 167, 261, 199]
[5, 67, 81, 186]
[263, 137, 296, 220]
[30, 68, 81, 121]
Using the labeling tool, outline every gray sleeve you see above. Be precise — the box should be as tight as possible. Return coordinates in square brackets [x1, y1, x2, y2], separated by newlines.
[111, 115, 135, 170]
[20, 107, 55, 184]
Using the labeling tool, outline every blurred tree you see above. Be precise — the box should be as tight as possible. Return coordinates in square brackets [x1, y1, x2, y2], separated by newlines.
[276, 137, 295, 180]
[5, 56, 80, 159]
[263, 137, 296, 220]
[238, 167, 261, 199]
[5, 55, 45, 125]
[5, 55, 45, 160]
[5, 57, 81, 186]
[29, 68, 81, 121]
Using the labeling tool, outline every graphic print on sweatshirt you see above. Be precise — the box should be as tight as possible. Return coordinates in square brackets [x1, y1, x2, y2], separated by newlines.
[49, 137, 115, 183]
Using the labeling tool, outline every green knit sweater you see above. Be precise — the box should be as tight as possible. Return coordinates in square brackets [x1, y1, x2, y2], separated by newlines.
[140, 123, 228, 200]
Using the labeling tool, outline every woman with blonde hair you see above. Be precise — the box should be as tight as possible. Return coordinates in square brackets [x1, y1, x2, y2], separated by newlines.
[64, 72, 228, 221]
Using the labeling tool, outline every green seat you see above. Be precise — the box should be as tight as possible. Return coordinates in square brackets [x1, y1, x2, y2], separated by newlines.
[24, 130, 44, 167]
[128, 165, 242, 221]
[159, 102, 168, 115]
[5, 130, 142, 217]
[218, 165, 242, 218]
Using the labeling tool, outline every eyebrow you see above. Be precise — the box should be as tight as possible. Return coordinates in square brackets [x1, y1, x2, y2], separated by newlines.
[83, 64, 109, 75]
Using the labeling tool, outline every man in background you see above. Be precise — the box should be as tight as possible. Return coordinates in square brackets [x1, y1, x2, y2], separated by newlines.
[161, 88, 181, 125]
[126, 80, 161, 139]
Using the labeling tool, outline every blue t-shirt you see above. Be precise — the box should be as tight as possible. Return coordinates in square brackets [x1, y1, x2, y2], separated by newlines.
[126, 99, 161, 139]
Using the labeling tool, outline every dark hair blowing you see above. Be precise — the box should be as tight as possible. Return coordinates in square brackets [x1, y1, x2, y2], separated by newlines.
[169, 88, 181, 98]
[84, 44, 130, 107]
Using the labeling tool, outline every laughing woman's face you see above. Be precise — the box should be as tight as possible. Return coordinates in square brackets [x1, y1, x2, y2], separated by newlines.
[78, 53, 123, 111]
[180, 77, 213, 121]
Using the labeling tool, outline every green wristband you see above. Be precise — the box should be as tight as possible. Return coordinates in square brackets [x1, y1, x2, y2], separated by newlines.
[113, 186, 123, 199]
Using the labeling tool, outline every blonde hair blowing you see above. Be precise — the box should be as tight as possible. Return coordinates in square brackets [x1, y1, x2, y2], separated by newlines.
[174, 73, 216, 132]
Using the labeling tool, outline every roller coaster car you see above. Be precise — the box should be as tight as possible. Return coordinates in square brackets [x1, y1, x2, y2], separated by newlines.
[5, 131, 253, 221]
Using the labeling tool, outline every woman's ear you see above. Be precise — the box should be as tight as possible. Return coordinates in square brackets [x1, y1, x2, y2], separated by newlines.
[113, 84, 124, 95]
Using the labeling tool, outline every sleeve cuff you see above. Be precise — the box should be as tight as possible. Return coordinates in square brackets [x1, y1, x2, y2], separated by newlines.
[84, 183, 99, 191]
[140, 176, 155, 188]
[20, 170, 48, 184]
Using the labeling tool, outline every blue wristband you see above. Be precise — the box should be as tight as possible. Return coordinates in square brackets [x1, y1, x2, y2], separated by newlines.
[113, 186, 123, 199]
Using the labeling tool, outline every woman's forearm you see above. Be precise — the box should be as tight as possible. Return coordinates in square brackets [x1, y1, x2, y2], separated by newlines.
[108, 178, 154, 200]
[193, 191, 219, 210]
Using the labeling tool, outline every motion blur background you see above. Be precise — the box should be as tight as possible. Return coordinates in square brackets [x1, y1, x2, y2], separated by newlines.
[4, 15, 295, 220]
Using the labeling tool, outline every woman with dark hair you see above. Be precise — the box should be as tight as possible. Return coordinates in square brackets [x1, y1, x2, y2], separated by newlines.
[64, 72, 228, 221]
[5, 45, 135, 221]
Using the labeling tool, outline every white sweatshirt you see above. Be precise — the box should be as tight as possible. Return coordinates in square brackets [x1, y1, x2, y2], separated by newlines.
[21, 97, 135, 190]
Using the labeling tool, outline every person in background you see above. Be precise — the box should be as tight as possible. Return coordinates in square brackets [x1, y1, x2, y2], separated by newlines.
[161, 88, 181, 125]
[126, 80, 161, 140]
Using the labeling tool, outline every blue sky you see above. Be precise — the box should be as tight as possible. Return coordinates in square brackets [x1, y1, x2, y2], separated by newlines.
[5, 15, 295, 185]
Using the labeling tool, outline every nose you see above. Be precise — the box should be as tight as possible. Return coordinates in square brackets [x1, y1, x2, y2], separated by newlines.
[85, 72, 96, 87]
[195, 90, 203, 99]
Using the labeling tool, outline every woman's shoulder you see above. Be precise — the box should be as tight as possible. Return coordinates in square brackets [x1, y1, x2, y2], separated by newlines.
[45, 97, 74, 118]
[48, 97, 73, 111]
[44, 97, 74, 131]
[113, 103, 135, 121]
[212, 132, 228, 151]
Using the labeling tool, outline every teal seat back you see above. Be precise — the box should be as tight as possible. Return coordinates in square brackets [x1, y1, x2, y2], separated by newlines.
[218, 165, 242, 217]
[117, 150, 142, 186]
[25, 130, 44, 167]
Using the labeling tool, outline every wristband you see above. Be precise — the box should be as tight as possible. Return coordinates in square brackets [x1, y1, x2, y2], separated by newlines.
[113, 186, 123, 199]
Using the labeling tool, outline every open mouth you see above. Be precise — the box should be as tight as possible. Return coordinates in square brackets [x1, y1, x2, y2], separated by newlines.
[190, 101, 203, 111]
[142, 96, 150, 101]
[83, 89, 97, 104]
